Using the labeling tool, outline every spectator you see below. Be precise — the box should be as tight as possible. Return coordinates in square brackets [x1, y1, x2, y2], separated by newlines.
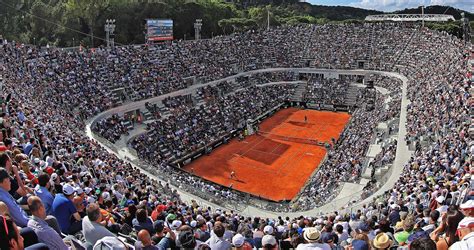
[261, 234, 277, 250]
[51, 183, 82, 234]
[154, 226, 176, 250]
[394, 215, 415, 246]
[232, 233, 252, 250]
[460, 200, 474, 217]
[23, 138, 35, 156]
[450, 217, 474, 250]
[0, 153, 28, 199]
[136, 229, 159, 250]
[195, 219, 210, 242]
[422, 210, 440, 234]
[178, 230, 200, 249]
[371, 233, 393, 250]
[409, 237, 437, 250]
[0, 214, 50, 250]
[296, 227, 330, 250]
[0, 167, 29, 227]
[0, 215, 25, 250]
[94, 236, 128, 250]
[34, 173, 54, 215]
[430, 209, 465, 250]
[82, 203, 116, 246]
[335, 224, 349, 243]
[151, 220, 165, 244]
[27, 196, 68, 249]
[205, 222, 232, 250]
[133, 208, 155, 235]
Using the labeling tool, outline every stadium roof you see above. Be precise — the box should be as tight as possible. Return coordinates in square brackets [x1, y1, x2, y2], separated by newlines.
[365, 14, 455, 22]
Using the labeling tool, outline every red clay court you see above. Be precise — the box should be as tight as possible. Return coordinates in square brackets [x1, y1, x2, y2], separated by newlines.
[183, 108, 351, 201]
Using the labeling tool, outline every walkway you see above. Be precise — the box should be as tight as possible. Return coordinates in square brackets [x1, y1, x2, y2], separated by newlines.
[85, 68, 412, 218]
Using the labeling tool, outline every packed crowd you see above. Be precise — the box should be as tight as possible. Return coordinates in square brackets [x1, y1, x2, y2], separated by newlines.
[0, 22, 472, 250]
[92, 114, 132, 143]
[304, 23, 415, 70]
[303, 78, 350, 105]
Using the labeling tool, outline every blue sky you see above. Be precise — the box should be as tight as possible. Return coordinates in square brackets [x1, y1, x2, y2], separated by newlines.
[307, 0, 473, 12]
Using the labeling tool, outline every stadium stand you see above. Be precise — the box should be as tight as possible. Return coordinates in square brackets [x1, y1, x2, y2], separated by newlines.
[0, 22, 472, 249]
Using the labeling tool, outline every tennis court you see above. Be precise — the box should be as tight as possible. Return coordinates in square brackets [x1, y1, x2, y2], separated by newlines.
[182, 107, 351, 201]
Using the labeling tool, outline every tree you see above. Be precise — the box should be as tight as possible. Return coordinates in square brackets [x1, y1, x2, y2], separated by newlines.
[65, 0, 112, 47]
[218, 18, 257, 33]
[0, 0, 471, 45]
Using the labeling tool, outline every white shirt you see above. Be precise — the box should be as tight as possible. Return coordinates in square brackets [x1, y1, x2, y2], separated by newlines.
[450, 232, 474, 250]
[337, 232, 349, 242]
[334, 221, 350, 233]
[296, 242, 331, 250]
[437, 205, 448, 214]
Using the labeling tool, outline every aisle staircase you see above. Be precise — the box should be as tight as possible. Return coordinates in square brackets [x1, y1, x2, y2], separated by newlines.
[290, 82, 307, 102]
[345, 85, 361, 107]
[365, 25, 376, 69]
[391, 29, 416, 71]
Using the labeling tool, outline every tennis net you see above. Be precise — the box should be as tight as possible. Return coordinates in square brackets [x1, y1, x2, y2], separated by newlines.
[256, 131, 324, 146]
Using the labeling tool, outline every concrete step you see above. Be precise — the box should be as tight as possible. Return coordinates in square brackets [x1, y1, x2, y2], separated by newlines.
[375, 164, 391, 177]
[359, 178, 370, 186]
[361, 167, 372, 179]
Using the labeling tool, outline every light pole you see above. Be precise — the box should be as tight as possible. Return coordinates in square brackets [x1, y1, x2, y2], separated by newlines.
[105, 19, 116, 49]
[461, 13, 471, 44]
[72, 37, 75, 48]
[194, 19, 202, 40]
[421, 5, 424, 28]
[267, 9, 270, 30]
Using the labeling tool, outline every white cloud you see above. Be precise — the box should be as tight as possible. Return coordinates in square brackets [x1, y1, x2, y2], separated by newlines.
[349, 0, 473, 12]
[430, 0, 474, 12]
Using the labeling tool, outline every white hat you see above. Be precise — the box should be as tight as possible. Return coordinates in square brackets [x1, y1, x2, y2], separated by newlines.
[87, 196, 96, 204]
[232, 233, 245, 247]
[62, 184, 75, 196]
[457, 217, 474, 229]
[436, 196, 446, 204]
[262, 235, 277, 246]
[51, 173, 59, 181]
[460, 200, 474, 210]
[171, 220, 182, 230]
[75, 187, 84, 195]
[39, 161, 48, 170]
[84, 187, 93, 195]
[102, 191, 111, 200]
[93, 236, 125, 250]
[263, 225, 274, 235]
[190, 220, 197, 228]
[303, 227, 321, 242]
